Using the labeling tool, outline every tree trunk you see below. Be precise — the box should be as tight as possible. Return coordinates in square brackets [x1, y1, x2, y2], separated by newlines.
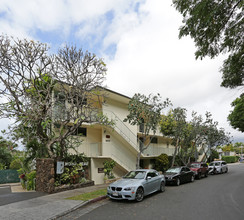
[171, 138, 179, 167]
[136, 152, 141, 169]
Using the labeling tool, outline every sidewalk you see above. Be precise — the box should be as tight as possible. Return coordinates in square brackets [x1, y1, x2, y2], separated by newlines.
[0, 183, 109, 220]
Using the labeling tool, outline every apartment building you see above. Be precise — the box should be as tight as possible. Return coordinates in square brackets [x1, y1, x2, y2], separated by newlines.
[69, 88, 175, 184]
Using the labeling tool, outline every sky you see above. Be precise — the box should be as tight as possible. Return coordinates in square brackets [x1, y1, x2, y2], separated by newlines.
[0, 0, 243, 144]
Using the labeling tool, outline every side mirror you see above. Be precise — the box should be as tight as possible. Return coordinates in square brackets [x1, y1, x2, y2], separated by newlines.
[147, 176, 152, 180]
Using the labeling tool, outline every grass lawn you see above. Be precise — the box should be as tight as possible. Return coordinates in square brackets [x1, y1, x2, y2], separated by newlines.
[66, 188, 107, 201]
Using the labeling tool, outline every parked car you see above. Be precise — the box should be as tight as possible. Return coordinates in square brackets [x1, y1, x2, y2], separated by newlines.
[107, 169, 165, 202]
[189, 162, 208, 179]
[208, 160, 228, 174]
[164, 166, 195, 186]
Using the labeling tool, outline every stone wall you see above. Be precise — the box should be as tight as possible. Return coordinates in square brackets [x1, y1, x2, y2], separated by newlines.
[36, 158, 55, 193]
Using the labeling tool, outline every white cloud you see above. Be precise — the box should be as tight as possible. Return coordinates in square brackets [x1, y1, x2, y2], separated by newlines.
[0, 0, 242, 142]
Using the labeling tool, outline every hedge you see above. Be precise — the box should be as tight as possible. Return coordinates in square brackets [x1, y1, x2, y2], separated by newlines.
[221, 156, 239, 163]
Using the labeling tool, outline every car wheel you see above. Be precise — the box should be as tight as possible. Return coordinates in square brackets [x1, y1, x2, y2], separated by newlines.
[160, 181, 165, 192]
[176, 178, 180, 186]
[225, 168, 228, 173]
[190, 175, 195, 182]
[135, 187, 144, 202]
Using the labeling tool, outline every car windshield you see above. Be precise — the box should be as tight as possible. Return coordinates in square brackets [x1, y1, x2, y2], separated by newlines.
[123, 171, 146, 179]
[209, 162, 220, 166]
[190, 163, 200, 168]
[165, 167, 181, 174]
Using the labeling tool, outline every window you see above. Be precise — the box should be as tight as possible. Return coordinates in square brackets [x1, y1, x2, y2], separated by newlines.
[150, 137, 158, 144]
[139, 123, 144, 132]
[147, 172, 157, 178]
[54, 92, 65, 105]
[68, 126, 87, 136]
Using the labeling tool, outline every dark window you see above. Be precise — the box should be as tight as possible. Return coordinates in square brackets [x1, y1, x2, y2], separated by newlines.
[139, 123, 144, 132]
[150, 137, 158, 144]
[55, 92, 65, 105]
[68, 126, 87, 136]
[147, 172, 157, 178]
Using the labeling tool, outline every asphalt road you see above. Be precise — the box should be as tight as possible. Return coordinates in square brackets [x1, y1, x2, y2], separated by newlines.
[0, 185, 47, 206]
[59, 163, 244, 220]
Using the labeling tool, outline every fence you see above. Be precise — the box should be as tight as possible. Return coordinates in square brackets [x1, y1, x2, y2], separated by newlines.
[0, 169, 20, 184]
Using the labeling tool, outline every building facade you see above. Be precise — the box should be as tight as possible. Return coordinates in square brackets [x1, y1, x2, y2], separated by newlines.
[70, 89, 175, 184]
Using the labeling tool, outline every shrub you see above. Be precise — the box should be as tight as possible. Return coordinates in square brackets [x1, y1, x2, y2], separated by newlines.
[222, 156, 239, 163]
[154, 154, 169, 172]
[10, 158, 22, 170]
[0, 162, 5, 170]
[26, 170, 36, 191]
[103, 160, 116, 179]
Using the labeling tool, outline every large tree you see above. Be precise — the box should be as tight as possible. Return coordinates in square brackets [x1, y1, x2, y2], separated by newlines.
[228, 94, 244, 132]
[172, 1, 244, 133]
[172, 0, 244, 88]
[160, 107, 189, 167]
[0, 35, 111, 159]
[124, 93, 170, 169]
[160, 110, 231, 165]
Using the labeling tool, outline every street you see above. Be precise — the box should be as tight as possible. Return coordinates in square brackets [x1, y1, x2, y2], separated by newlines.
[58, 163, 244, 220]
[0, 185, 47, 206]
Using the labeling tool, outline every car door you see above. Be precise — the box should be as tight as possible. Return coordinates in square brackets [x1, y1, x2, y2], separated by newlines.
[185, 167, 193, 181]
[180, 167, 188, 183]
[221, 161, 227, 172]
[144, 171, 158, 194]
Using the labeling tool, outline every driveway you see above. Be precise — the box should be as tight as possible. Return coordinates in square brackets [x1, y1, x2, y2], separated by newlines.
[0, 183, 47, 206]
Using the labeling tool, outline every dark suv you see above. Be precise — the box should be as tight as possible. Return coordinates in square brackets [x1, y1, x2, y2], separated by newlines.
[189, 162, 208, 179]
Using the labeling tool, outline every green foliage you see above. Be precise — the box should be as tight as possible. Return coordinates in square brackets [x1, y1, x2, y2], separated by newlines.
[154, 154, 169, 172]
[172, 0, 244, 89]
[103, 160, 116, 179]
[124, 93, 171, 168]
[67, 188, 107, 201]
[0, 146, 12, 169]
[221, 144, 235, 152]
[125, 93, 170, 134]
[57, 164, 83, 185]
[9, 158, 22, 170]
[208, 149, 219, 162]
[0, 163, 5, 170]
[26, 171, 36, 191]
[222, 156, 239, 163]
[228, 94, 244, 132]
[24, 138, 48, 165]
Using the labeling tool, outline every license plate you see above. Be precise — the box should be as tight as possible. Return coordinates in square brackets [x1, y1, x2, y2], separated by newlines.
[112, 192, 119, 196]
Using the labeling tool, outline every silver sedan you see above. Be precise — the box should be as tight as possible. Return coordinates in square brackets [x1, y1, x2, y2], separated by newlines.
[107, 169, 165, 202]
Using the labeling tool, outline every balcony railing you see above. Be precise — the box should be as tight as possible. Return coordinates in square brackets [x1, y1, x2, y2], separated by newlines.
[103, 109, 140, 152]
[143, 144, 175, 156]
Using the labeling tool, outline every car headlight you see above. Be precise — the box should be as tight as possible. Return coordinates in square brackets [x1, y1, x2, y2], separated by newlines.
[124, 187, 136, 191]
[107, 186, 111, 190]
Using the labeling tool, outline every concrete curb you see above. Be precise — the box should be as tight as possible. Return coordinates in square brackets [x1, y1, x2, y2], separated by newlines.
[49, 195, 108, 219]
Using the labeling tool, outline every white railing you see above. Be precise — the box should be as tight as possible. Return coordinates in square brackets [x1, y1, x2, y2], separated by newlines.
[102, 142, 136, 171]
[103, 109, 140, 152]
[78, 142, 136, 171]
[78, 142, 102, 157]
[143, 144, 175, 156]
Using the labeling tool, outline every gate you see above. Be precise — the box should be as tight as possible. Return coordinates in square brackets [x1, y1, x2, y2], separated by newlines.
[0, 169, 20, 184]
